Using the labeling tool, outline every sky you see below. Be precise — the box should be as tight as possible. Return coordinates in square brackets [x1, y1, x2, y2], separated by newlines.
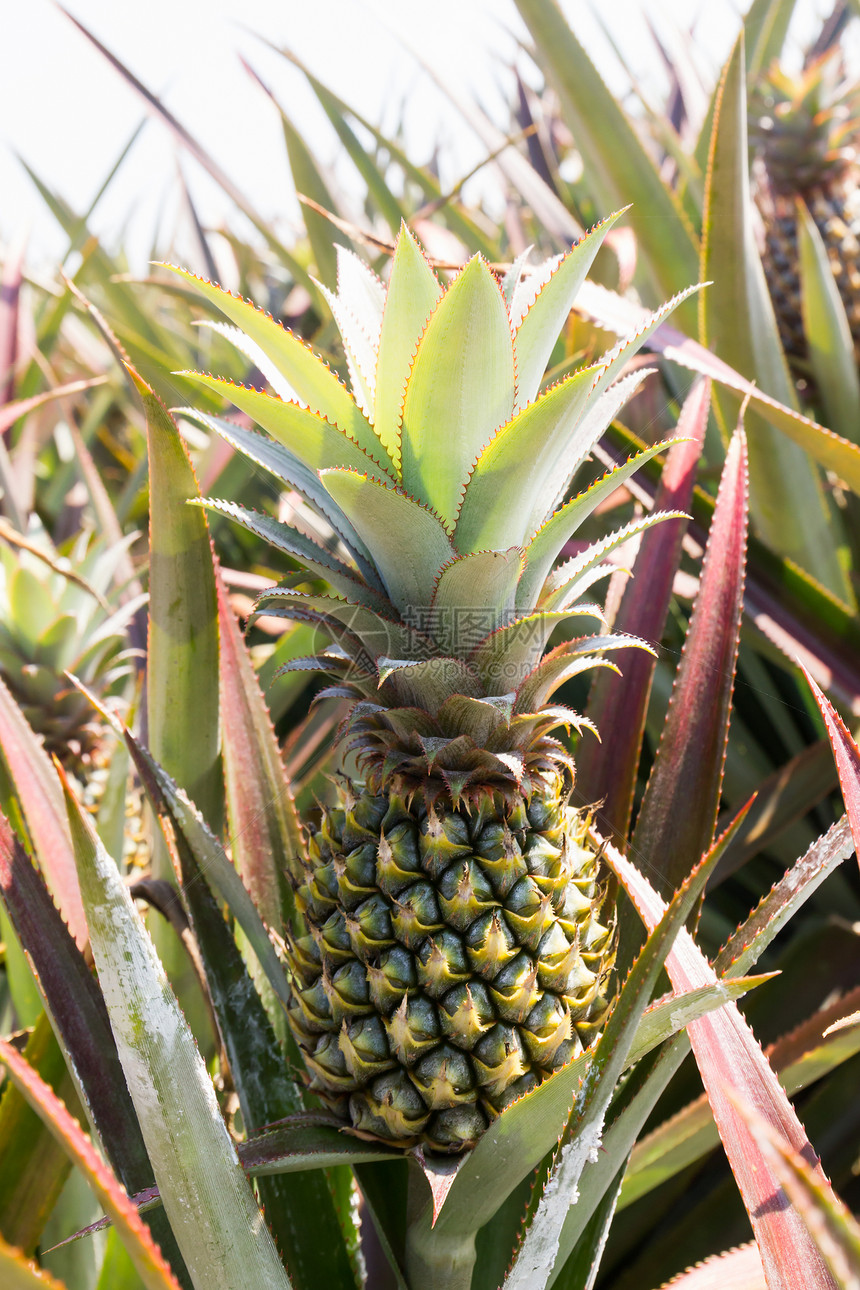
[1, 0, 842, 272]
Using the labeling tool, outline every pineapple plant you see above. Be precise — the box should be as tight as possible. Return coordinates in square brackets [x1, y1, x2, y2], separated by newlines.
[0, 520, 142, 771]
[165, 218, 691, 1151]
[752, 53, 860, 368]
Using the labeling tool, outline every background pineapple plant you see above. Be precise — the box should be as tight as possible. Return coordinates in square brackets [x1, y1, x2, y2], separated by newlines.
[752, 50, 860, 369]
[1, 2, 860, 1288]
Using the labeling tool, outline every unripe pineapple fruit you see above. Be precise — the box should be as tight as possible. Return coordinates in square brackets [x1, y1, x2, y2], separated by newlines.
[170, 219, 692, 1149]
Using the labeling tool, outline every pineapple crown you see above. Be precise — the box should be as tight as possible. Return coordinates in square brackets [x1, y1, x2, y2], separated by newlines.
[752, 53, 860, 193]
[168, 220, 692, 805]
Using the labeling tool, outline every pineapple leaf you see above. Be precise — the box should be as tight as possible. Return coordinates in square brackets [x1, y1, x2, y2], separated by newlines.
[374, 224, 442, 469]
[632, 430, 747, 895]
[609, 836, 847, 1290]
[162, 265, 371, 442]
[797, 198, 860, 444]
[319, 468, 456, 613]
[513, 0, 701, 314]
[579, 379, 709, 842]
[61, 775, 293, 1288]
[0, 1234, 67, 1289]
[430, 550, 524, 655]
[125, 733, 292, 1013]
[454, 365, 596, 553]
[469, 608, 609, 693]
[318, 247, 385, 421]
[195, 499, 390, 613]
[177, 372, 396, 481]
[512, 210, 625, 411]
[539, 511, 688, 612]
[215, 568, 308, 920]
[0, 1030, 182, 1290]
[176, 410, 377, 578]
[400, 255, 515, 528]
[140, 373, 221, 838]
[516, 438, 684, 611]
[0, 813, 185, 1273]
[801, 666, 860, 864]
[0, 672, 88, 948]
[377, 657, 484, 708]
[729, 1093, 860, 1290]
[701, 31, 850, 598]
[134, 714, 355, 1290]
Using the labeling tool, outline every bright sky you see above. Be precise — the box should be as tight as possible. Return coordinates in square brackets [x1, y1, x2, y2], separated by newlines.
[1, 0, 840, 271]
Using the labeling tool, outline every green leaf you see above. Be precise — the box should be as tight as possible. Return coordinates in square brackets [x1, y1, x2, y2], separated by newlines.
[0, 1013, 75, 1254]
[400, 256, 515, 528]
[513, 210, 624, 410]
[163, 265, 373, 448]
[430, 550, 523, 654]
[0, 1033, 181, 1290]
[700, 31, 849, 599]
[514, 0, 700, 315]
[179, 370, 395, 480]
[319, 469, 455, 612]
[139, 369, 220, 836]
[517, 436, 681, 612]
[279, 110, 349, 289]
[60, 771, 292, 1290]
[797, 197, 860, 444]
[0, 1233, 67, 1289]
[374, 224, 442, 469]
[745, 0, 799, 81]
[454, 366, 595, 553]
[176, 410, 376, 575]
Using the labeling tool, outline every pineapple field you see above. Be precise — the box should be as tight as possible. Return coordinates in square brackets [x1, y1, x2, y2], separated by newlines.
[2, 1, 860, 1288]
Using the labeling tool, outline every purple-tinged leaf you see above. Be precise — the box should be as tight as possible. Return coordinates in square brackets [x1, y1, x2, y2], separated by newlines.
[0, 377, 108, 439]
[727, 1089, 860, 1290]
[0, 676, 86, 947]
[0, 235, 24, 408]
[654, 1241, 764, 1289]
[579, 376, 709, 844]
[0, 809, 189, 1283]
[216, 563, 306, 929]
[0, 1038, 182, 1290]
[0, 1230, 68, 1289]
[607, 841, 840, 1290]
[632, 427, 748, 894]
[802, 666, 860, 870]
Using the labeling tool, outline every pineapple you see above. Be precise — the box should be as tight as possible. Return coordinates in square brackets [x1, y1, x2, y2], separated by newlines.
[168, 219, 689, 1151]
[0, 520, 142, 771]
[753, 53, 860, 366]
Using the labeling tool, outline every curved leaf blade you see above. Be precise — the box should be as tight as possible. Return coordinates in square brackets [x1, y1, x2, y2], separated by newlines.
[60, 772, 292, 1290]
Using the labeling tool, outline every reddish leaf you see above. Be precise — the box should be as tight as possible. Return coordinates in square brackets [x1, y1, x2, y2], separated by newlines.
[655, 1242, 764, 1289]
[579, 376, 709, 844]
[802, 665, 860, 871]
[0, 1231, 68, 1289]
[608, 840, 839, 1290]
[0, 234, 24, 409]
[0, 1038, 182, 1290]
[216, 562, 306, 936]
[632, 427, 748, 894]
[0, 676, 86, 948]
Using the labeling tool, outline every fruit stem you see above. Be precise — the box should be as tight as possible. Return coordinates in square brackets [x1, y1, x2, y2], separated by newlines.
[405, 1160, 477, 1290]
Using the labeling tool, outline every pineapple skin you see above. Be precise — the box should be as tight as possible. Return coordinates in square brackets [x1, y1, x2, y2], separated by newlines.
[286, 774, 614, 1153]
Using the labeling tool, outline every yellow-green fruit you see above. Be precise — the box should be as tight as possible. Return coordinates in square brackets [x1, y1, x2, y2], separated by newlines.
[287, 776, 613, 1152]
